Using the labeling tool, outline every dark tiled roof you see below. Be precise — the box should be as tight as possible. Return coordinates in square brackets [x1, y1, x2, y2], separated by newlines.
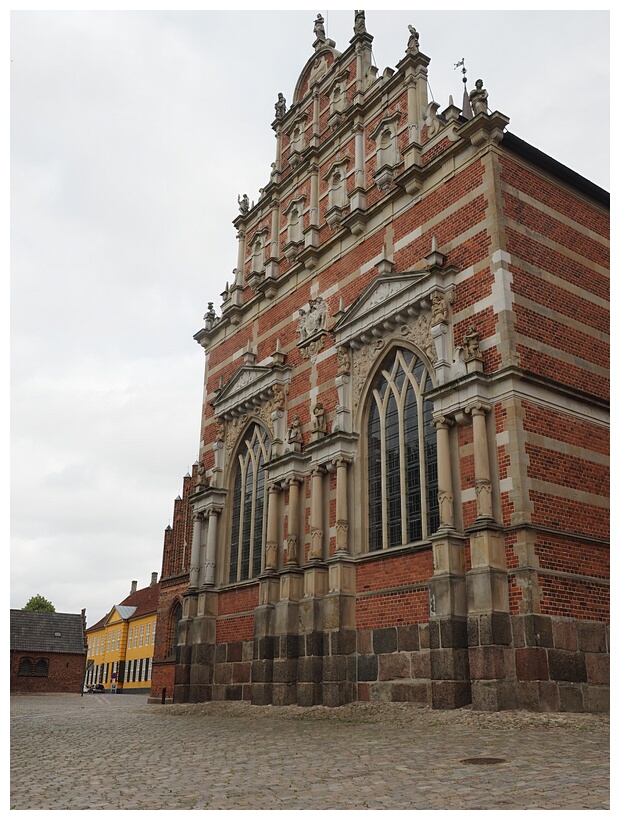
[10, 610, 86, 655]
[119, 583, 160, 618]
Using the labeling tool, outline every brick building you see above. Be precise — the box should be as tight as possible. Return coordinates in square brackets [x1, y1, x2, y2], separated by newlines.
[149, 13, 609, 712]
[11, 610, 87, 694]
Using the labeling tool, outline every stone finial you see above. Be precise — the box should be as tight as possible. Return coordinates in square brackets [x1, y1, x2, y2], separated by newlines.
[274, 92, 287, 120]
[425, 235, 446, 268]
[469, 79, 489, 116]
[407, 24, 419, 54]
[243, 341, 257, 366]
[237, 193, 249, 215]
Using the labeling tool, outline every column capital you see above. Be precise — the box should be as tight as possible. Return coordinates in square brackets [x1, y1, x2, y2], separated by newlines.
[465, 400, 492, 417]
[267, 481, 282, 495]
[431, 414, 454, 430]
[332, 455, 353, 469]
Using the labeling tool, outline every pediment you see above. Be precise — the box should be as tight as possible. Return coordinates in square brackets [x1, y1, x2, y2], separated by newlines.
[213, 363, 291, 421]
[292, 45, 341, 105]
[332, 268, 452, 349]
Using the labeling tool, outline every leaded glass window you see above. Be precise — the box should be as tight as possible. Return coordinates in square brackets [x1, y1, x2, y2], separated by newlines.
[367, 348, 439, 550]
[229, 424, 271, 582]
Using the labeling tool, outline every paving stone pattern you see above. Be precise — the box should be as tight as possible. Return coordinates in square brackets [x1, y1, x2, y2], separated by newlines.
[11, 694, 609, 810]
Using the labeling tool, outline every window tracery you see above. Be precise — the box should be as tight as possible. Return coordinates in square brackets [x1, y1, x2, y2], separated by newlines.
[228, 424, 271, 583]
[366, 347, 439, 550]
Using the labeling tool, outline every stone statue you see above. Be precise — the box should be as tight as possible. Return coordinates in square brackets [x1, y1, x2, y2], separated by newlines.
[407, 25, 419, 54]
[272, 384, 285, 412]
[464, 325, 483, 360]
[215, 419, 225, 443]
[297, 308, 308, 341]
[287, 415, 303, 445]
[430, 292, 449, 326]
[232, 267, 244, 289]
[204, 302, 216, 330]
[354, 10, 366, 35]
[275, 93, 287, 120]
[195, 461, 208, 489]
[237, 193, 249, 215]
[469, 79, 489, 116]
[314, 13, 326, 42]
[337, 346, 350, 376]
[312, 402, 327, 435]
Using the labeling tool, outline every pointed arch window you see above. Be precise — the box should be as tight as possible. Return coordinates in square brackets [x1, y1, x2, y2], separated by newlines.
[367, 348, 439, 550]
[229, 424, 271, 583]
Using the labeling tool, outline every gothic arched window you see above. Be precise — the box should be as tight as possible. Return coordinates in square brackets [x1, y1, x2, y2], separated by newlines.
[229, 424, 271, 583]
[367, 348, 439, 551]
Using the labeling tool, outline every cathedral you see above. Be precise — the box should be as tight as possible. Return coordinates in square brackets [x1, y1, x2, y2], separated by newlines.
[149, 13, 609, 712]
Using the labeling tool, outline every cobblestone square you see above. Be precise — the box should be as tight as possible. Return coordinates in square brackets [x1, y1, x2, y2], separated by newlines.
[10, 694, 609, 810]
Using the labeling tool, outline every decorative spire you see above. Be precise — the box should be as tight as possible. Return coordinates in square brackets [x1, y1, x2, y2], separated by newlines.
[455, 58, 473, 119]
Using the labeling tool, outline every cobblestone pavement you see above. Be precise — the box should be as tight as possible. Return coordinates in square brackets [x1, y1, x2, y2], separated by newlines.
[10, 693, 609, 811]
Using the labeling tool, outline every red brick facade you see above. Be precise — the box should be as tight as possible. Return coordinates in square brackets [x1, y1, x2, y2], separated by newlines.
[149, 15, 608, 712]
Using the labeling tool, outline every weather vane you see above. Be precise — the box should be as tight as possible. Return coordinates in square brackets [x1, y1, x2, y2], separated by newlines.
[454, 58, 468, 85]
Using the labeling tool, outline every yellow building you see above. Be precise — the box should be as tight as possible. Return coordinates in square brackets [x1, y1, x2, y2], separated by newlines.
[85, 574, 159, 693]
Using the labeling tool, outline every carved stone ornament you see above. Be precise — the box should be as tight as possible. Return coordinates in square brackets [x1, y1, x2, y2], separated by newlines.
[463, 325, 483, 361]
[336, 346, 351, 376]
[195, 461, 209, 490]
[225, 407, 275, 462]
[297, 296, 329, 359]
[351, 314, 436, 415]
[430, 290, 450, 326]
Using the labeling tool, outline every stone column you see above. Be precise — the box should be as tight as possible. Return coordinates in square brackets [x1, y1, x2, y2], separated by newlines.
[309, 466, 325, 561]
[264, 482, 281, 573]
[270, 201, 280, 259]
[286, 478, 301, 567]
[311, 87, 320, 145]
[428, 414, 469, 709]
[470, 402, 494, 521]
[236, 230, 246, 273]
[274, 124, 283, 172]
[304, 163, 320, 259]
[433, 415, 454, 530]
[188, 513, 203, 590]
[405, 73, 419, 146]
[354, 124, 365, 190]
[203, 508, 219, 586]
[465, 401, 512, 711]
[334, 457, 350, 555]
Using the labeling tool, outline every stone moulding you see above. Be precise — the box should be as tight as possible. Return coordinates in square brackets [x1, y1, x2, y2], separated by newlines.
[213, 363, 292, 423]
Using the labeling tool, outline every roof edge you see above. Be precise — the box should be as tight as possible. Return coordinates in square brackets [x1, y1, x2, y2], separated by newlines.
[502, 132, 609, 208]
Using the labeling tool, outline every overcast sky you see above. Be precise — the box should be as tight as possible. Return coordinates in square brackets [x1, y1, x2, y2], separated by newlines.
[10, 8, 609, 627]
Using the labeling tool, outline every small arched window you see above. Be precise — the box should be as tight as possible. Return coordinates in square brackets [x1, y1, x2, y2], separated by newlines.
[18, 657, 33, 676]
[367, 348, 439, 550]
[34, 658, 49, 677]
[229, 424, 271, 583]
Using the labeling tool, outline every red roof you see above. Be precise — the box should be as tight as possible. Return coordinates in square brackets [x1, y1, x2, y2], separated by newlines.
[85, 582, 160, 634]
